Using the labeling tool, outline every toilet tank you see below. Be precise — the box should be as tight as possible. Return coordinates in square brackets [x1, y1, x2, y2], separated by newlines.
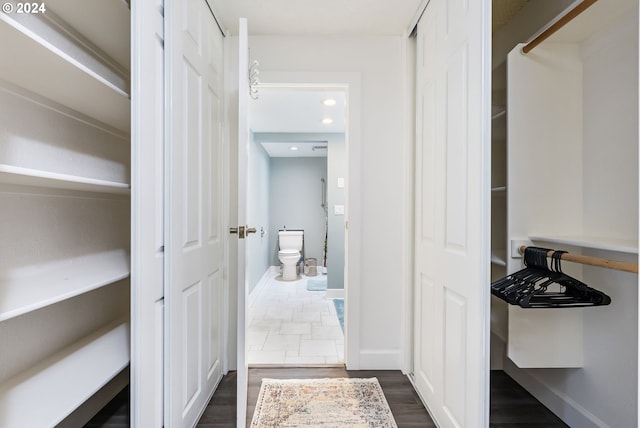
[278, 230, 303, 250]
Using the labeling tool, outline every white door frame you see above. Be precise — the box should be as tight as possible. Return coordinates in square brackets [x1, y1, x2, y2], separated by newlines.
[228, 68, 363, 424]
[235, 17, 250, 427]
[246, 81, 350, 354]
[245, 72, 362, 369]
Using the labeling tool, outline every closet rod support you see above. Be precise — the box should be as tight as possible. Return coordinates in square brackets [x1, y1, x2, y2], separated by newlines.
[518, 245, 638, 274]
[522, 0, 598, 54]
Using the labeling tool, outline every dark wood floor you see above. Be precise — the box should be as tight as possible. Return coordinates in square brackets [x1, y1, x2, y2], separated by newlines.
[489, 371, 568, 427]
[83, 387, 130, 428]
[196, 368, 435, 428]
[85, 369, 569, 427]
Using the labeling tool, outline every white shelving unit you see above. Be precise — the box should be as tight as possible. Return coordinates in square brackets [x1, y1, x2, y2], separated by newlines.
[0, 164, 130, 194]
[529, 235, 638, 255]
[490, 41, 509, 370]
[504, 0, 639, 425]
[0, 320, 129, 428]
[490, 99, 507, 274]
[0, 13, 130, 133]
[0, 0, 131, 424]
[0, 249, 130, 322]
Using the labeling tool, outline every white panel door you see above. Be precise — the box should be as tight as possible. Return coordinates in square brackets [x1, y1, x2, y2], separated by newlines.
[131, 0, 165, 426]
[236, 17, 250, 428]
[165, 0, 225, 426]
[413, 0, 491, 426]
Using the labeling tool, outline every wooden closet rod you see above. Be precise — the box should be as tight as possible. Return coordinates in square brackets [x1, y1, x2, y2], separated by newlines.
[522, 0, 598, 53]
[518, 246, 638, 274]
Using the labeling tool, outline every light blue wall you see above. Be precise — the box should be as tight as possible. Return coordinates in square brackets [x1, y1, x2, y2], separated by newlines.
[326, 134, 345, 290]
[268, 157, 327, 267]
[247, 133, 271, 294]
[248, 131, 345, 288]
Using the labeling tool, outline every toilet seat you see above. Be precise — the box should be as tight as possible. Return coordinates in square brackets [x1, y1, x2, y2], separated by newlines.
[278, 249, 300, 256]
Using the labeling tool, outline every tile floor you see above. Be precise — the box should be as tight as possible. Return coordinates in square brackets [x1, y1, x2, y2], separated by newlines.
[247, 269, 344, 366]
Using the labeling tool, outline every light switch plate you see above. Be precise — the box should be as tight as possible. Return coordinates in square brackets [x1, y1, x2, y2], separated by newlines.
[334, 205, 344, 215]
[337, 177, 344, 188]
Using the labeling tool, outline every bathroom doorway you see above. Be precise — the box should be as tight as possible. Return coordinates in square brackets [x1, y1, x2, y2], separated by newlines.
[245, 85, 348, 366]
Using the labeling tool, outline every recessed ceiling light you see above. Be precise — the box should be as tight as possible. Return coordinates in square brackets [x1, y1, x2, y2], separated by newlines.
[322, 118, 333, 125]
[323, 98, 337, 106]
[289, 146, 299, 151]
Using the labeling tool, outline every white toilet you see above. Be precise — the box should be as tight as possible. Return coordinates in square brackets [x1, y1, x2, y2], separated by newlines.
[278, 230, 303, 281]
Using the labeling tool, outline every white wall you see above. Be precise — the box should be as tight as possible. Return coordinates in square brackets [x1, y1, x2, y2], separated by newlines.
[246, 132, 271, 294]
[226, 35, 409, 369]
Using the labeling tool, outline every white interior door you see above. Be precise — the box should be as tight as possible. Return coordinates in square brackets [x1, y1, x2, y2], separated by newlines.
[413, 0, 491, 426]
[165, 0, 225, 425]
[131, 0, 165, 426]
[236, 16, 250, 428]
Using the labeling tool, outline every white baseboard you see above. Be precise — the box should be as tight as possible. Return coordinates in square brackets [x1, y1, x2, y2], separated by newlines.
[248, 270, 273, 309]
[325, 288, 344, 299]
[503, 359, 609, 428]
[358, 349, 401, 369]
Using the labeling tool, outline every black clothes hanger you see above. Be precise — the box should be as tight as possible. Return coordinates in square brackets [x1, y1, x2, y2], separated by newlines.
[491, 246, 611, 308]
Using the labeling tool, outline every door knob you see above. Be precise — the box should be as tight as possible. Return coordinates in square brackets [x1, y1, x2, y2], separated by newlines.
[230, 226, 256, 239]
[230, 226, 245, 238]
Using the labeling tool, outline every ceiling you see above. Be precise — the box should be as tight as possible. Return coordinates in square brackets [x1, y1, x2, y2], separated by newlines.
[492, 0, 529, 33]
[210, 0, 424, 36]
[250, 88, 346, 157]
[212, 0, 526, 36]
[250, 88, 346, 133]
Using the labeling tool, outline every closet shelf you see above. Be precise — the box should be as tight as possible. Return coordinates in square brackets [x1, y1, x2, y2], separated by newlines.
[0, 249, 130, 322]
[492, 109, 506, 120]
[0, 14, 130, 132]
[491, 249, 507, 266]
[42, 0, 131, 71]
[530, 235, 638, 255]
[0, 320, 130, 427]
[0, 164, 130, 194]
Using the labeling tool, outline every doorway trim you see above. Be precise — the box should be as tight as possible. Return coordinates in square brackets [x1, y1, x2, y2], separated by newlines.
[250, 71, 362, 368]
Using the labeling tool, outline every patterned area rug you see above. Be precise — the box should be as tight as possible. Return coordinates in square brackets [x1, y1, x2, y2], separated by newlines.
[250, 378, 398, 427]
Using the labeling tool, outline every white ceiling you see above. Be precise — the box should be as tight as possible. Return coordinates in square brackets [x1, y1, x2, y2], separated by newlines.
[210, 0, 425, 36]
[492, 0, 528, 33]
[250, 88, 346, 133]
[251, 88, 345, 157]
